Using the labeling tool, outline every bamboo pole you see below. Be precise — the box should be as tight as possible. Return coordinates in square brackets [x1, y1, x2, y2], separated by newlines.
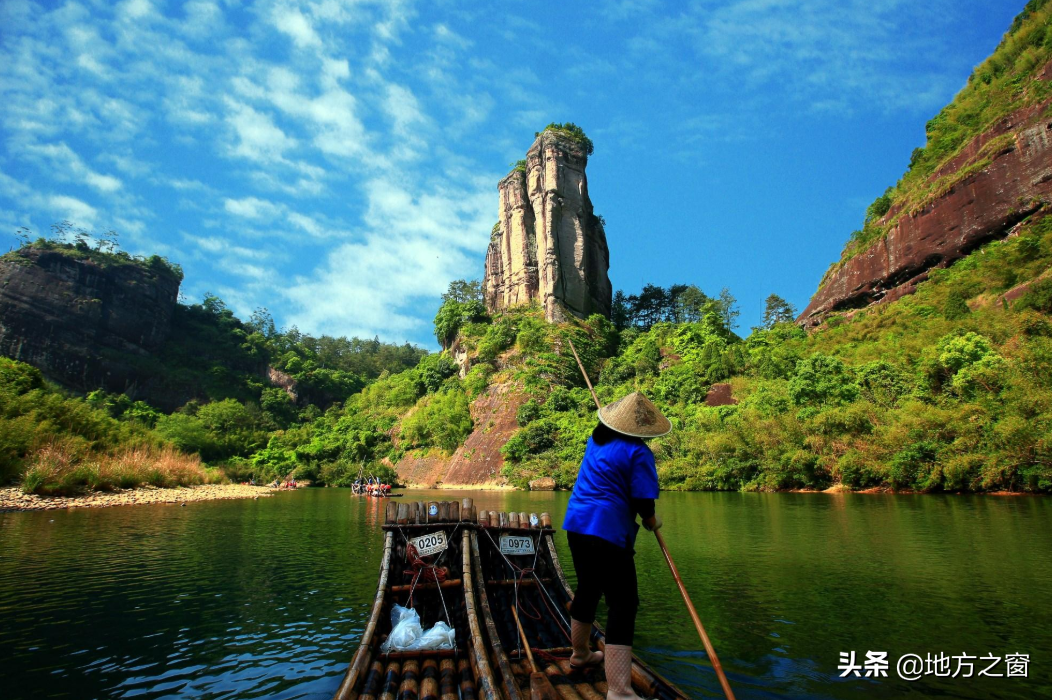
[654, 529, 736, 700]
[511, 605, 537, 672]
[566, 337, 736, 700]
[512, 604, 559, 700]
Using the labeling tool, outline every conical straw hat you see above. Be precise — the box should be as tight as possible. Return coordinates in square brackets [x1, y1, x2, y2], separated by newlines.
[597, 392, 672, 438]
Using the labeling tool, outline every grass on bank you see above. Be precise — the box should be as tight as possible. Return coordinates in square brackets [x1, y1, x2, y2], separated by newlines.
[21, 443, 221, 496]
[0, 357, 224, 496]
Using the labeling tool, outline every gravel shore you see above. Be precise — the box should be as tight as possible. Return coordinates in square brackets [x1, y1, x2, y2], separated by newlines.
[0, 483, 276, 512]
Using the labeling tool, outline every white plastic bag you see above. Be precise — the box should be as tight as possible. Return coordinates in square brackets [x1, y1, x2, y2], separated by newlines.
[382, 604, 422, 652]
[409, 621, 455, 651]
[381, 604, 456, 652]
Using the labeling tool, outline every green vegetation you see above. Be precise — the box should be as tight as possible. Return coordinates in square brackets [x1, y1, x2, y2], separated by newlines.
[241, 352, 466, 487]
[433, 279, 487, 348]
[832, 0, 1052, 269]
[5, 208, 1051, 495]
[0, 358, 218, 494]
[450, 213, 1052, 493]
[6, 223, 183, 280]
[0, 231, 430, 492]
[537, 122, 594, 156]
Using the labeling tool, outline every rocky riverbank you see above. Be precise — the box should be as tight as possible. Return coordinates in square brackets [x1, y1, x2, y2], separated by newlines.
[0, 483, 275, 512]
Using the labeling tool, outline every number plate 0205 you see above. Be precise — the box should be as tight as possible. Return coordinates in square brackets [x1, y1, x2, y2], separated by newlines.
[499, 535, 535, 555]
[410, 531, 448, 556]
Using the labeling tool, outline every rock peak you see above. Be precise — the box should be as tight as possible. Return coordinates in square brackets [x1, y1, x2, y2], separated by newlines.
[484, 128, 611, 322]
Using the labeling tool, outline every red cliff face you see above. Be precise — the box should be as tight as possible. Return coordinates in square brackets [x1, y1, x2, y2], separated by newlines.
[800, 92, 1052, 326]
[395, 382, 525, 488]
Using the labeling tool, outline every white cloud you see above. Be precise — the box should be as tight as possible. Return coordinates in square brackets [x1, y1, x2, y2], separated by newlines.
[227, 261, 269, 280]
[49, 194, 98, 224]
[272, 6, 323, 49]
[286, 211, 326, 237]
[180, 0, 223, 38]
[22, 141, 123, 193]
[166, 177, 210, 191]
[119, 0, 154, 22]
[224, 196, 281, 219]
[434, 24, 470, 49]
[0, 0, 531, 342]
[621, 0, 959, 115]
[285, 177, 491, 339]
[186, 233, 270, 260]
[384, 83, 425, 134]
[321, 58, 350, 87]
[166, 75, 215, 126]
[224, 99, 297, 162]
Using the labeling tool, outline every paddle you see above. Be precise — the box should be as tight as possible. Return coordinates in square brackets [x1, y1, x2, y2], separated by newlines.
[566, 338, 737, 700]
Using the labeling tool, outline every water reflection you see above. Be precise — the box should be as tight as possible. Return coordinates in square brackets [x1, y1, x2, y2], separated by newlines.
[1, 490, 1049, 699]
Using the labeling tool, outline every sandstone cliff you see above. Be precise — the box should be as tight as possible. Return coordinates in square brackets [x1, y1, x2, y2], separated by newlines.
[394, 382, 525, 489]
[484, 129, 612, 322]
[798, 10, 1052, 328]
[800, 96, 1052, 326]
[0, 246, 181, 398]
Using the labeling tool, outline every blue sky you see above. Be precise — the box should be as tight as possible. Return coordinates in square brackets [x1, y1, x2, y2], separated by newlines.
[0, 0, 1028, 348]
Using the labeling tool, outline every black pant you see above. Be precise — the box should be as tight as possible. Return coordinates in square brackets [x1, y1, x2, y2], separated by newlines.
[567, 531, 639, 646]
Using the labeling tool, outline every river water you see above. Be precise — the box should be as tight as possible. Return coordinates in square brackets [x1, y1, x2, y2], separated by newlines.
[0, 490, 1049, 699]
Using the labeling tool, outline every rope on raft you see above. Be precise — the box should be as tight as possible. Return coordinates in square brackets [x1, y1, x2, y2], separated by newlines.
[404, 542, 450, 612]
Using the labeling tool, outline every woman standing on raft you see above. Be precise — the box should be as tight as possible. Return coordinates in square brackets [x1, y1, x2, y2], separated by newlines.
[562, 392, 671, 700]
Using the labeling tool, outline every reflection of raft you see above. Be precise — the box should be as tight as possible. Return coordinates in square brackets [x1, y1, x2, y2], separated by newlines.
[332, 501, 690, 700]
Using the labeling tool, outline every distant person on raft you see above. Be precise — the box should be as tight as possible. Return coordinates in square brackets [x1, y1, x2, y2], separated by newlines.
[562, 391, 670, 700]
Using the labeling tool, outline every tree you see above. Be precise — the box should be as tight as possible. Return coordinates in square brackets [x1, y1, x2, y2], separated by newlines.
[666, 284, 689, 322]
[433, 298, 487, 349]
[788, 354, 859, 406]
[247, 307, 278, 337]
[538, 122, 594, 155]
[441, 279, 483, 304]
[943, 291, 970, 320]
[761, 294, 797, 328]
[674, 285, 708, 323]
[715, 288, 740, 330]
[611, 290, 632, 331]
[632, 284, 670, 330]
[202, 293, 228, 316]
[866, 186, 895, 223]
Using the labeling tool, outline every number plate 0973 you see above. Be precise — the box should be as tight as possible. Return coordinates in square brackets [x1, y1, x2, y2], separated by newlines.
[410, 531, 448, 556]
[499, 535, 535, 555]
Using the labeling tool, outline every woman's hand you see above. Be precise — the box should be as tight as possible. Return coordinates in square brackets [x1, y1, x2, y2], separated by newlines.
[642, 514, 663, 531]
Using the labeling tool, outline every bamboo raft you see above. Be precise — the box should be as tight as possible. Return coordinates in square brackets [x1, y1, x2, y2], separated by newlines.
[471, 509, 688, 700]
[333, 501, 690, 700]
[333, 500, 499, 700]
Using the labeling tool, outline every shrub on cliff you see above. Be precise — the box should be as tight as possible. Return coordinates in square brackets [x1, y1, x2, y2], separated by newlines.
[399, 389, 473, 453]
[10, 225, 184, 281]
[1015, 277, 1052, 314]
[538, 122, 594, 156]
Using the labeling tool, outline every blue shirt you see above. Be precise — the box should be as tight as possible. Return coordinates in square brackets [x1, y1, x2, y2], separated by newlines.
[562, 435, 660, 549]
